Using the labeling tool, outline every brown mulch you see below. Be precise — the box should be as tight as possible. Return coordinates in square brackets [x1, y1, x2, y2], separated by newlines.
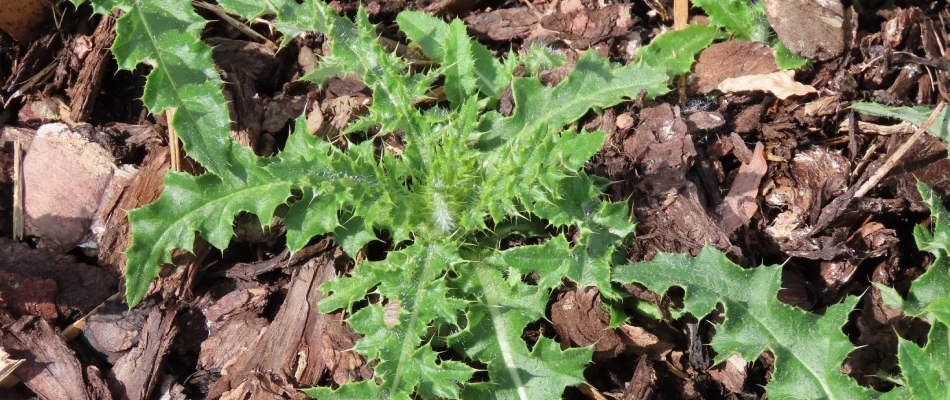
[1, 0, 949, 399]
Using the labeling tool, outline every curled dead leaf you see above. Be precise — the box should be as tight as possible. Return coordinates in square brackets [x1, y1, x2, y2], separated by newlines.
[718, 70, 818, 100]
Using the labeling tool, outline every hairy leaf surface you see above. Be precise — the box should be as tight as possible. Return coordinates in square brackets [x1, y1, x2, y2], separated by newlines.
[896, 321, 950, 400]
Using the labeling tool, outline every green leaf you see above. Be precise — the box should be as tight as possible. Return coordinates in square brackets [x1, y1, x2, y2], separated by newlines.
[930, 298, 950, 325]
[502, 199, 634, 298]
[284, 187, 339, 252]
[521, 43, 567, 77]
[397, 11, 510, 102]
[440, 19, 478, 106]
[449, 266, 591, 400]
[851, 103, 950, 143]
[901, 182, 950, 318]
[896, 321, 950, 399]
[614, 247, 874, 398]
[320, 244, 472, 396]
[636, 24, 721, 77]
[105, 0, 253, 179]
[875, 282, 906, 311]
[692, 0, 769, 41]
[215, 0, 282, 20]
[301, 380, 397, 400]
[125, 170, 292, 306]
[772, 40, 809, 70]
[503, 235, 574, 291]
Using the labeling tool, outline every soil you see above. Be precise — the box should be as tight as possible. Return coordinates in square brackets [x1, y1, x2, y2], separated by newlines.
[0, 0, 948, 399]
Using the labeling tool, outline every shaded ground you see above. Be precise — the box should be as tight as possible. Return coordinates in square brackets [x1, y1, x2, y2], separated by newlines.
[0, 0, 948, 398]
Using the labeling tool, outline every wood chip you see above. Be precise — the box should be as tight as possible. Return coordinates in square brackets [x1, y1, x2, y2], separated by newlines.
[763, 0, 845, 61]
[0, 311, 110, 399]
[107, 304, 179, 400]
[208, 253, 372, 398]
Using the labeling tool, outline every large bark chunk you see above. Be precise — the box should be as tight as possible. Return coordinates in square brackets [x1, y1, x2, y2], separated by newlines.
[763, 0, 845, 61]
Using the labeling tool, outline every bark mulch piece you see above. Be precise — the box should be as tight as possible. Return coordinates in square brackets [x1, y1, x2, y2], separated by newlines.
[94, 140, 167, 273]
[762, 0, 846, 61]
[0, 237, 117, 319]
[0, 310, 111, 399]
[66, 11, 118, 123]
[465, 0, 633, 49]
[106, 302, 179, 400]
[550, 287, 625, 362]
[689, 40, 779, 94]
[208, 250, 372, 398]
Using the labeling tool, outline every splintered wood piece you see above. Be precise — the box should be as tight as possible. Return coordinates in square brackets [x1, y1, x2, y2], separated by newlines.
[12, 139, 23, 241]
[0, 348, 25, 389]
[95, 145, 168, 273]
[106, 304, 179, 400]
[67, 11, 118, 123]
[0, 311, 109, 399]
[208, 253, 372, 398]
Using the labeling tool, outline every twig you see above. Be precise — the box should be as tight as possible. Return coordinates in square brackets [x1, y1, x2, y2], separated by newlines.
[837, 120, 916, 136]
[673, 0, 689, 103]
[673, 0, 688, 30]
[854, 100, 946, 198]
[12, 139, 24, 241]
[192, 1, 276, 49]
[167, 109, 182, 172]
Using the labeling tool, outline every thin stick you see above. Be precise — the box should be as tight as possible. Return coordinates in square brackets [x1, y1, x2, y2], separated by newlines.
[673, 0, 689, 30]
[12, 139, 23, 241]
[167, 109, 181, 172]
[854, 101, 946, 198]
[673, 0, 689, 102]
[192, 1, 275, 49]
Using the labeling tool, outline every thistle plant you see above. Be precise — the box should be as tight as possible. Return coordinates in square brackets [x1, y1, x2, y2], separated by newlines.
[72, 0, 950, 397]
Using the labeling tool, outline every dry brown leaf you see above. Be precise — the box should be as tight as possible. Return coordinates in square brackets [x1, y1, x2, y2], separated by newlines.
[718, 142, 768, 233]
[718, 70, 818, 99]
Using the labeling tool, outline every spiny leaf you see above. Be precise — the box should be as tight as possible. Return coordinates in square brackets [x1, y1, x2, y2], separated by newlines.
[440, 19, 479, 106]
[520, 43, 567, 77]
[692, 0, 768, 41]
[614, 247, 874, 399]
[396, 11, 510, 102]
[891, 182, 950, 318]
[320, 243, 472, 396]
[773, 40, 809, 70]
[503, 200, 634, 298]
[124, 170, 292, 306]
[896, 321, 950, 399]
[635, 24, 721, 78]
[84, 0, 252, 178]
[448, 266, 591, 400]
